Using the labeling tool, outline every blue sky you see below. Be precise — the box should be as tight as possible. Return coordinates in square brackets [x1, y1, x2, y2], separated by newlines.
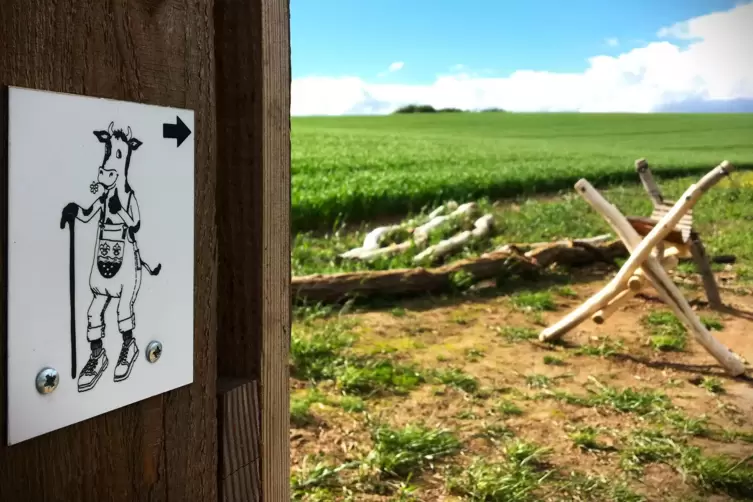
[290, 1, 753, 115]
[291, 0, 741, 83]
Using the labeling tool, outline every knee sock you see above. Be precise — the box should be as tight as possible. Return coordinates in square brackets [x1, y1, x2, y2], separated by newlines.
[122, 330, 133, 343]
[91, 340, 103, 357]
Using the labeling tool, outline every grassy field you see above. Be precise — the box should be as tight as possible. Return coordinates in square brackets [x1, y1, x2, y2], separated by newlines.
[291, 113, 753, 501]
[292, 113, 753, 232]
[293, 173, 753, 277]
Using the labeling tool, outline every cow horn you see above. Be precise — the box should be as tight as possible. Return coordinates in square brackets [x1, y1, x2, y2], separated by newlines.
[108, 122, 114, 135]
[127, 127, 132, 140]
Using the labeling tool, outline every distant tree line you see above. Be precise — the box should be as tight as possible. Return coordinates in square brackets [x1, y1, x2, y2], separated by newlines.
[393, 104, 506, 114]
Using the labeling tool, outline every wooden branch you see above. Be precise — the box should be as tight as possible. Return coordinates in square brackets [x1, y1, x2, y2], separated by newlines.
[689, 235, 723, 309]
[294, 250, 537, 303]
[539, 162, 734, 343]
[635, 158, 664, 205]
[546, 174, 744, 376]
[413, 214, 493, 264]
[592, 254, 678, 325]
[592, 288, 638, 325]
[339, 225, 403, 259]
[340, 202, 477, 261]
[495, 234, 613, 253]
[293, 240, 631, 304]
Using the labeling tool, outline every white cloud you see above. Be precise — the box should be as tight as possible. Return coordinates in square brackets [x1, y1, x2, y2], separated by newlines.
[377, 61, 405, 77]
[291, 2, 753, 115]
[605, 37, 619, 47]
[388, 61, 405, 72]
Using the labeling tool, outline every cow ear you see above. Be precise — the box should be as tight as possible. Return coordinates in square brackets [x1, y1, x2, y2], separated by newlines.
[128, 138, 143, 151]
[93, 130, 110, 143]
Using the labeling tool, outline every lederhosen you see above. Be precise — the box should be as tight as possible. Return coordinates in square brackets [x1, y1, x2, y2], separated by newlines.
[95, 191, 140, 282]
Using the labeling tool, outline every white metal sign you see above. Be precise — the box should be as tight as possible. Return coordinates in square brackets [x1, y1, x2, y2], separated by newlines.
[6, 87, 195, 445]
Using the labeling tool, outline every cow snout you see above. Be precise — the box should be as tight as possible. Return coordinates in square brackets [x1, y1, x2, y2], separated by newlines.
[98, 167, 119, 188]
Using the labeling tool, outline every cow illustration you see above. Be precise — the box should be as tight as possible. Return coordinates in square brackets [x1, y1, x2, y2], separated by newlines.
[60, 122, 161, 393]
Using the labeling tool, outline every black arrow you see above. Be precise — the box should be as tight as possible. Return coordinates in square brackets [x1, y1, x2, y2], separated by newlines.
[163, 115, 191, 147]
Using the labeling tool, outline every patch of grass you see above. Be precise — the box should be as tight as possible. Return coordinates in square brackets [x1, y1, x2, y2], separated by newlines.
[291, 455, 360, 496]
[620, 430, 684, 474]
[496, 326, 538, 343]
[447, 441, 551, 502]
[550, 377, 671, 417]
[292, 388, 366, 426]
[291, 393, 318, 427]
[337, 358, 423, 396]
[642, 310, 687, 352]
[290, 322, 355, 381]
[697, 376, 725, 395]
[701, 315, 724, 331]
[681, 450, 753, 498]
[554, 286, 578, 298]
[339, 395, 366, 413]
[511, 291, 558, 312]
[665, 411, 711, 437]
[543, 355, 565, 366]
[569, 426, 609, 452]
[293, 302, 335, 323]
[465, 348, 485, 361]
[616, 428, 753, 498]
[555, 472, 645, 502]
[390, 307, 407, 317]
[573, 337, 624, 357]
[525, 374, 552, 389]
[433, 368, 480, 394]
[367, 423, 461, 478]
[475, 423, 515, 443]
[496, 399, 523, 416]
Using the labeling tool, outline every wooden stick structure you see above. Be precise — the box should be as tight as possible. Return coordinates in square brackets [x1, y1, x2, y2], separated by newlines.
[635, 158, 723, 308]
[539, 161, 746, 376]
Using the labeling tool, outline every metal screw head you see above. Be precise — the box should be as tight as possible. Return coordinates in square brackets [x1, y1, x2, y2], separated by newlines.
[36, 367, 59, 395]
[146, 341, 163, 363]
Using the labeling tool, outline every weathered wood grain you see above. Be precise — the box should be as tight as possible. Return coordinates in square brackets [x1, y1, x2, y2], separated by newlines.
[0, 1, 217, 500]
[218, 378, 262, 502]
[215, 0, 291, 500]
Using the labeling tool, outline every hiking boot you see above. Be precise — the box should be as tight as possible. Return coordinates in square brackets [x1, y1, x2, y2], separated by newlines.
[78, 350, 109, 393]
[114, 338, 139, 382]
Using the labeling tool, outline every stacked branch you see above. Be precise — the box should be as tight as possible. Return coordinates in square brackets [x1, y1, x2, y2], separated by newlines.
[339, 201, 495, 262]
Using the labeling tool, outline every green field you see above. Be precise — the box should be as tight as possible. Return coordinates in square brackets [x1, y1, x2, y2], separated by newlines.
[291, 114, 753, 501]
[292, 113, 753, 232]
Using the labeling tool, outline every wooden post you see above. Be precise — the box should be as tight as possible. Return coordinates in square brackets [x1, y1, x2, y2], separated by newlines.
[215, 0, 291, 501]
[0, 1, 218, 501]
[690, 235, 723, 309]
[218, 379, 262, 502]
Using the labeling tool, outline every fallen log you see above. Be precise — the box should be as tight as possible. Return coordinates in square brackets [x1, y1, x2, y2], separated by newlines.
[293, 237, 736, 304]
[293, 239, 627, 304]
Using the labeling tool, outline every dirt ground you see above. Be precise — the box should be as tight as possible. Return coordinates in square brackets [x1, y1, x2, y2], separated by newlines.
[291, 270, 753, 501]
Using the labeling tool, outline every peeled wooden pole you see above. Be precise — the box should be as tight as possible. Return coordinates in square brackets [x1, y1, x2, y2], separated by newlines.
[413, 214, 493, 263]
[592, 254, 678, 325]
[543, 164, 744, 375]
[539, 161, 734, 343]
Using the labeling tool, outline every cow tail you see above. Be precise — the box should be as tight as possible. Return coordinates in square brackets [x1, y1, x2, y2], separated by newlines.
[141, 259, 162, 276]
[133, 239, 161, 276]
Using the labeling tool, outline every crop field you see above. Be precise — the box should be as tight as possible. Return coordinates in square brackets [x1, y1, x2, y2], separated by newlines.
[290, 113, 753, 501]
[292, 113, 753, 232]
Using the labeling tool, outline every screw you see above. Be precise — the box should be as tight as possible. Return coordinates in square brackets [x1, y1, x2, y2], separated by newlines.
[36, 367, 59, 395]
[146, 341, 163, 363]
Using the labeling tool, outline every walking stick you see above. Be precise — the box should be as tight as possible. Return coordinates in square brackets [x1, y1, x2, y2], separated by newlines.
[62, 217, 77, 379]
